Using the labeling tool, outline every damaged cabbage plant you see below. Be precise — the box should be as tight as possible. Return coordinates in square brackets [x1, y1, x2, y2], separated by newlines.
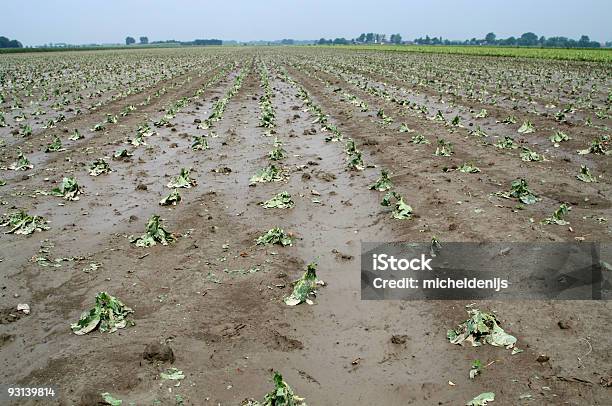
[550, 130, 570, 147]
[50, 177, 82, 201]
[494, 136, 518, 149]
[256, 227, 294, 247]
[450, 115, 462, 127]
[71, 292, 134, 335]
[113, 149, 133, 159]
[130, 215, 176, 247]
[434, 139, 453, 156]
[410, 134, 430, 144]
[369, 169, 393, 191]
[495, 178, 538, 205]
[137, 123, 155, 137]
[517, 120, 535, 134]
[45, 136, 65, 152]
[578, 134, 610, 155]
[89, 159, 111, 176]
[399, 123, 414, 133]
[284, 262, 323, 306]
[127, 132, 146, 146]
[250, 164, 284, 184]
[473, 109, 488, 118]
[345, 139, 364, 171]
[9, 152, 33, 171]
[160, 189, 181, 206]
[377, 108, 394, 124]
[520, 147, 544, 162]
[457, 163, 481, 173]
[167, 168, 196, 188]
[469, 126, 488, 138]
[576, 165, 597, 183]
[69, 129, 84, 140]
[268, 138, 286, 161]
[542, 203, 570, 225]
[191, 136, 209, 151]
[1, 210, 49, 235]
[242, 371, 307, 406]
[466, 392, 495, 406]
[260, 191, 294, 209]
[381, 191, 413, 219]
[447, 308, 517, 350]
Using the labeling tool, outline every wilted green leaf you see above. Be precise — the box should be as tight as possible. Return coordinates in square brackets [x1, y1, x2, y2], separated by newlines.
[71, 292, 133, 335]
[369, 169, 393, 191]
[50, 177, 81, 201]
[284, 262, 320, 306]
[1, 210, 49, 234]
[261, 191, 294, 209]
[130, 215, 176, 247]
[160, 189, 181, 206]
[256, 227, 293, 246]
[167, 168, 196, 188]
[576, 165, 597, 183]
[89, 159, 111, 176]
[448, 309, 517, 349]
[466, 392, 495, 406]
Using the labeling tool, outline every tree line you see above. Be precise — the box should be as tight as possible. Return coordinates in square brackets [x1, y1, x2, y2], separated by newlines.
[125, 36, 221, 46]
[0, 36, 23, 48]
[317, 32, 606, 48]
[414, 32, 602, 48]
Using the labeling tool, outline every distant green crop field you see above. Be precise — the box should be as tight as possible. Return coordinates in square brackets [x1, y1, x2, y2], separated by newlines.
[322, 44, 612, 63]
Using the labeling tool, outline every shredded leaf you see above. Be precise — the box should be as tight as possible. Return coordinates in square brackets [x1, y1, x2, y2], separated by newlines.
[284, 262, 320, 306]
[160, 189, 181, 206]
[191, 136, 209, 151]
[113, 149, 133, 159]
[71, 292, 133, 335]
[9, 152, 33, 171]
[369, 169, 393, 191]
[447, 309, 517, 349]
[381, 191, 413, 219]
[542, 203, 571, 225]
[89, 159, 111, 176]
[130, 215, 176, 247]
[494, 136, 518, 149]
[457, 163, 481, 173]
[576, 165, 597, 183]
[101, 393, 122, 406]
[520, 147, 544, 162]
[466, 392, 495, 406]
[261, 191, 294, 209]
[250, 165, 284, 184]
[495, 179, 538, 205]
[517, 120, 535, 134]
[45, 136, 65, 152]
[160, 367, 185, 381]
[256, 227, 293, 246]
[435, 139, 453, 156]
[1, 210, 49, 234]
[167, 168, 196, 188]
[243, 371, 307, 406]
[50, 177, 82, 201]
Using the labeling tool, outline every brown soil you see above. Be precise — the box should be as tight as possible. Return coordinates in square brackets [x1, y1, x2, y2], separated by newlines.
[0, 48, 610, 405]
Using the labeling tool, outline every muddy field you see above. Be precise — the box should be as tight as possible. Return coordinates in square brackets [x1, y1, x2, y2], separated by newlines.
[0, 47, 611, 405]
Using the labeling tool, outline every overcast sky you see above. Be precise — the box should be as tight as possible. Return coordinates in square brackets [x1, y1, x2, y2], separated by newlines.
[2, 0, 611, 45]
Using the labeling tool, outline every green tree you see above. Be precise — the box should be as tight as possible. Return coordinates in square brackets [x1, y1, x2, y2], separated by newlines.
[125, 36, 136, 45]
[139, 36, 148, 44]
[0, 36, 23, 48]
[518, 32, 538, 46]
[485, 32, 496, 44]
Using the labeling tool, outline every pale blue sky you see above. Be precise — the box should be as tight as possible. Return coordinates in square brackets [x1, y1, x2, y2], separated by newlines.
[2, 0, 611, 45]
